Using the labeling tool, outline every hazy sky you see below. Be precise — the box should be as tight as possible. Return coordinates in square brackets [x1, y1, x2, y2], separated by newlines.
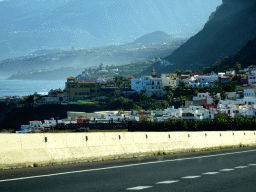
[0, 0, 223, 49]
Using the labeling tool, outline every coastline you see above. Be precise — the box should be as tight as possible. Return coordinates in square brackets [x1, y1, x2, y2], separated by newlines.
[0, 79, 66, 97]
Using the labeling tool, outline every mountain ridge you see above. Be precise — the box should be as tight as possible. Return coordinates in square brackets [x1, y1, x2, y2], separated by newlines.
[140, 0, 256, 75]
[130, 31, 174, 45]
[0, 0, 222, 60]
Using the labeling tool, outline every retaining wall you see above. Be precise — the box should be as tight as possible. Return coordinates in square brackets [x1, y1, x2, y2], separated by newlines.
[0, 131, 256, 169]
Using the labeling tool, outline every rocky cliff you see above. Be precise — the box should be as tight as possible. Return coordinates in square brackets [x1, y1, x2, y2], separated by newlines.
[141, 0, 256, 75]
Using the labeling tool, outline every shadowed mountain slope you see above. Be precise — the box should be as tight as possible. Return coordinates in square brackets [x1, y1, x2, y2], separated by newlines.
[141, 0, 256, 75]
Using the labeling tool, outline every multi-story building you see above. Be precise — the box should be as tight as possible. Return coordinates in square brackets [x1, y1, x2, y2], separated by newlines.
[247, 70, 256, 86]
[64, 77, 101, 101]
[131, 69, 165, 97]
[146, 77, 164, 97]
[161, 73, 179, 88]
[189, 79, 215, 88]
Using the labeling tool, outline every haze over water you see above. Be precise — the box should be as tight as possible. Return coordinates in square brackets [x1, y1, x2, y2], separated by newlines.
[0, 80, 65, 97]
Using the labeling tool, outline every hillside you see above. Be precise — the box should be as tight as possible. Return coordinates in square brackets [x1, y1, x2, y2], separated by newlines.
[3, 37, 186, 80]
[141, 0, 256, 75]
[205, 36, 256, 73]
[130, 31, 174, 45]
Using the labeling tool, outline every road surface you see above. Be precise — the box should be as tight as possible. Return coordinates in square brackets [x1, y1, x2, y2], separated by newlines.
[0, 147, 256, 192]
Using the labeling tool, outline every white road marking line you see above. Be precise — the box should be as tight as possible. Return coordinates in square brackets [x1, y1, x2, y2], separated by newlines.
[234, 166, 248, 169]
[220, 169, 234, 172]
[156, 180, 180, 184]
[182, 176, 201, 179]
[1, 149, 256, 182]
[202, 172, 219, 175]
[248, 164, 256, 166]
[126, 186, 153, 190]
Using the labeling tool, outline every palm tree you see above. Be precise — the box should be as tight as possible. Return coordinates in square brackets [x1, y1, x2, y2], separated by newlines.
[114, 76, 124, 88]
[161, 100, 169, 109]
[177, 96, 187, 107]
[163, 86, 172, 92]
[220, 91, 228, 100]
[165, 90, 174, 102]
[114, 76, 119, 87]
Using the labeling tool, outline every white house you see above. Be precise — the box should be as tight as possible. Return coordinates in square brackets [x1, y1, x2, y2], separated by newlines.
[131, 76, 151, 92]
[43, 118, 63, 126]
[195, 74, 218, 83]
[160, 60, 173, 66]
[248, 71, 256, 86]
[225, 70, 236, 75]
[131, 75, 165, 97]
[160, 105, 212, 120]
[146, 77, 165, 97]
[110, 68, 118, 72]
[243, 89, 256, 98]
[29, 121, 42, 127]
[161, 73, 180, 88]
[189, 80, 215, 88]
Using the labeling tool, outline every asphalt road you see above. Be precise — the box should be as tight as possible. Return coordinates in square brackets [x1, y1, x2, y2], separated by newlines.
[0, 147, 256, 192]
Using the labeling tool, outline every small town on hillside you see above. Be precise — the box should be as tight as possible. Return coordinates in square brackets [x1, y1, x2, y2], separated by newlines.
[4, 64, 256, 133]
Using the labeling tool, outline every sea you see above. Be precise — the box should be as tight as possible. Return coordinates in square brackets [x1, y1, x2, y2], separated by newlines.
[0, 80, 66, 97]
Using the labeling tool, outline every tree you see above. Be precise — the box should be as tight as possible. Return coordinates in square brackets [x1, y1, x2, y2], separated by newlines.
[222, 81, 237, 92]
[161, 100, 169, 109]
[165, 90, 174, 102]
[22, 95, 34, 103]
[174, 69, 182, 76]
[114, 76, 124, 88]
[178, 81, 186, 89]
[135, 105, 142, 112]
[214, 113, 229, 122]
[220, 91, 228, 100]
[177, 96, 187, 107]
[118, 108, 124, 115]
[163, 86, 172, 92]
[195, 69, 203, 74]
[222, 65, 230, 72]
[213, 95, 220, 104]
[213, 59, 222, 72]
[114, 76, 119, 87]
[119, 76, 124, 88]
[213, 80, 222, 94]
[99, 63, 104, 70]
[234, 62, 242, 73]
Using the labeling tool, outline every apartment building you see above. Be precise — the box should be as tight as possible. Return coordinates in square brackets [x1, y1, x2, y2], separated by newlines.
[161, 73, 180, 88]
[64, 77, 101, 101]
[131, 69, 165, 97]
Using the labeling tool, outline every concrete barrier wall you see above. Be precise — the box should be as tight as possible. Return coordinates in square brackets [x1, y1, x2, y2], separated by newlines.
[0, 131, 256, 169]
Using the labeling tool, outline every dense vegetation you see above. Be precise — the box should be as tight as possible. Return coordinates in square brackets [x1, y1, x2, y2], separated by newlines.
[203, 36, 256, 74]
[130, 115, 256, 132]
